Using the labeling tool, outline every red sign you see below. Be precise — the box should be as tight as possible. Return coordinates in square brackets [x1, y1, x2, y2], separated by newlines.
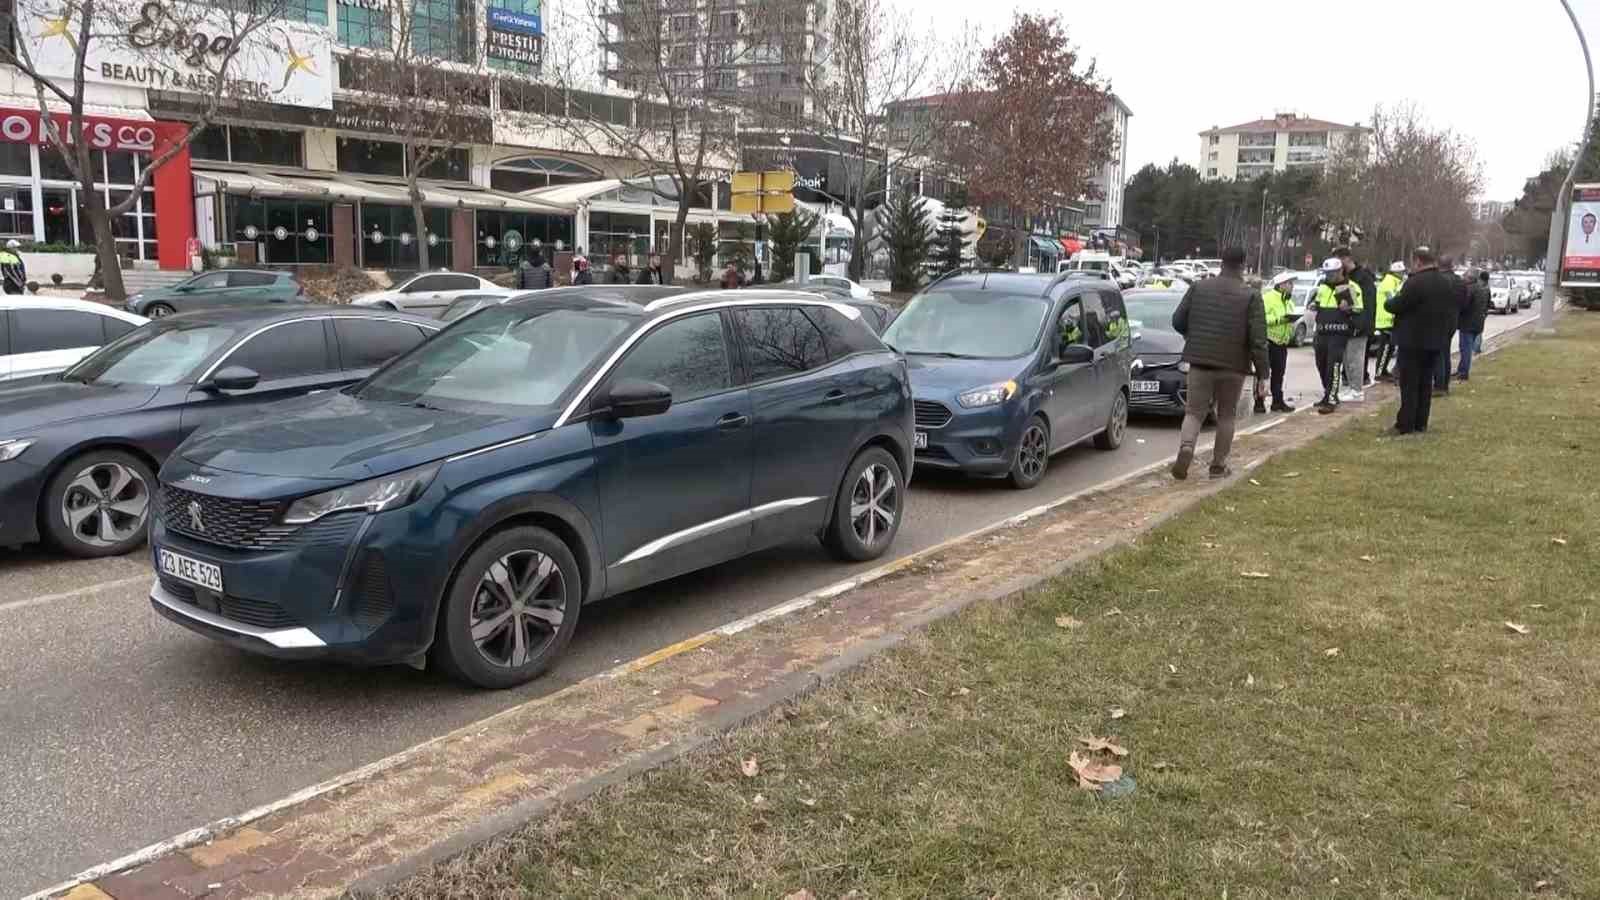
[0, 109, 169, 153]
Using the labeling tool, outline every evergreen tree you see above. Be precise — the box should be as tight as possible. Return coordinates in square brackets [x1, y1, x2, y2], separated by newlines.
[883, 186, 933, 292]
[933, 185, 970, 274]
[767, 208, 821, 281]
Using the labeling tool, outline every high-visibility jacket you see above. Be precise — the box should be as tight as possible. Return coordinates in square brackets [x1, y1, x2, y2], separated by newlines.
[1262, 287, 1296, 346]
[1312, 280, 1363, 335]
[0, 250, 24, 293]
[1374, 273, 1402, 330]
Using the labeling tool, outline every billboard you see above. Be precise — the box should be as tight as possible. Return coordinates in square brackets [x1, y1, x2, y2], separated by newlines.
[16, 0, 334, 109]
[1561, 184, 1600, 286]
[487, 6, 543, 70]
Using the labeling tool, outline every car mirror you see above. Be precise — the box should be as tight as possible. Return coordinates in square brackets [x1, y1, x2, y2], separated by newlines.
[202, 365, 260, 392]
[595, 378, 672, 419]
[1059, 345, 1094, 365]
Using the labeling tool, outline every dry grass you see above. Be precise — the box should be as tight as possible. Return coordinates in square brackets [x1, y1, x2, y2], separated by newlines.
[383, 315, 1600, 900]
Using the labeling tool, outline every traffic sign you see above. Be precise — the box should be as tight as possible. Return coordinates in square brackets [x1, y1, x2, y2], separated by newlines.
[730, 170, 795, 215]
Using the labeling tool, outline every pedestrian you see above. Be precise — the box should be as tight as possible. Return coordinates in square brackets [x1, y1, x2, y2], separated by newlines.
[636, 253, 669, 285]
[1372, 261, 1405, 382]
[572, 256, 594, 285]
[1456, 270, 1491, 381]
[1, 239, 26, 295]
[1168, 247, 1269, 481]
[1311, 256, 1362, 414]
[610, 254, 632, 285]
[1386, 246, 1460, 435]
[1433, 256, 1468, 396]
[1259, 270, 1298, 413]
[526, 249, 554, 289]
[1335, 247, 1377, 398]
[720, 262, 742, 289]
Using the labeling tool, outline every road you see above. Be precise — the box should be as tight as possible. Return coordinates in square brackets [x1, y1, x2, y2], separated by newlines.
[0, 311, 1529, 896]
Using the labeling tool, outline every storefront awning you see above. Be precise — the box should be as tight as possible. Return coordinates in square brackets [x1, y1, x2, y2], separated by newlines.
[195, 168, 567, 212]
[522, 179, 625, 209]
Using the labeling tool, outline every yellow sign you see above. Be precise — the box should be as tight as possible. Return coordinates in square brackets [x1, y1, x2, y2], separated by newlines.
[729, 170, 795, 215]
[973, 214, 987, 241]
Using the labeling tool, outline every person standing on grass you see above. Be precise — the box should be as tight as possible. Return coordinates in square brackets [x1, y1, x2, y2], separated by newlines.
[1386, 246, 1459, 435]
[1169, 247, 1269, 481]
[1456, 270, 1491, 381]
[1311, 257, 1361, 414]
[1433, 256, 1468, 396]
[1336, 247, 1377, 399]
[1259, 270, 1298, 413]
[1372, 261, 1405, 382]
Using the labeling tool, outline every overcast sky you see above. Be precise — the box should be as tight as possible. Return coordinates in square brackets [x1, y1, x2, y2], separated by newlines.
[929, 0, 1596, 200]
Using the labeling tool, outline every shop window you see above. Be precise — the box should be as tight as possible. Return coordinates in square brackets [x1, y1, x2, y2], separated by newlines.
[191, 125, 229, 161]
[0, 142, 31, 177]
[488, 155, 598, 192]
[416, 147, 470, 182]
[230, 127, 305, 167]
[0, 187, 32, 237]
[361, 203, 452, 269]
[41, 189, 72, 244]
[281, 0, 328, 25]
[338, 137, 406, 177]
[38, 147, 76, 182]
[227, 196, 331, 265]
[412, 0, 475, 62]
[338, 3, 390, 49]
[474, 210, 574, 267]
[103, 150, 135, 183]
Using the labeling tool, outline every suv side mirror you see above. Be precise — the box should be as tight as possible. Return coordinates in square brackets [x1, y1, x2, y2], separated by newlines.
[1058, 345, 1094, 365]
[594, 378, 672, 419]
[202, 365, 260, 392]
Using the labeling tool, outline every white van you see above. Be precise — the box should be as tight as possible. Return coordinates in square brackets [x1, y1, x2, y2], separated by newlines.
[1056, 251, 1114, 275]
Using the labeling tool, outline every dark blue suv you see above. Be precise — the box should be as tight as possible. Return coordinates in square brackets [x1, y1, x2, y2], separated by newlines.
[881, 272, 1133, 488]
[149, 291, 912, 688]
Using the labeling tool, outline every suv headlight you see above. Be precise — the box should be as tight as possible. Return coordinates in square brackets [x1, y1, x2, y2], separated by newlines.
[282, 462, 441, 524]
[957, 380, 1017, 409]
[0, 438, 34, 462]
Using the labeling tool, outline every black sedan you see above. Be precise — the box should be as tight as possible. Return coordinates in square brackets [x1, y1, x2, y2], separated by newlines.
[0, 306, 440, 558]
[1124, 289, 1191, 417]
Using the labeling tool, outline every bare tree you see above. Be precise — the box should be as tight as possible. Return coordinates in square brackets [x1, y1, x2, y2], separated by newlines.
[339, 2, 492, 271]
[1, 0, 301, 299]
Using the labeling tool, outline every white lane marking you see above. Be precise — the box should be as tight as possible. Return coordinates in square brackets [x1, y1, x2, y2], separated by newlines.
[0, 574, 150, 615]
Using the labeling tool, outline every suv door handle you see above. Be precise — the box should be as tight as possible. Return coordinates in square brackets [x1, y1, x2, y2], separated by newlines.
[717, 413, 750, 430]
[823, 388, 847, 403]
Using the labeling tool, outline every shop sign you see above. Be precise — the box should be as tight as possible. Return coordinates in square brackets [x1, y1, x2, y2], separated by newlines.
[0, 108, 172, 152]
[1561, 184, 1600, 286]
[327, 100, 493, 145]
[487, 7, 543, 69]
[16, 0, 334, 109]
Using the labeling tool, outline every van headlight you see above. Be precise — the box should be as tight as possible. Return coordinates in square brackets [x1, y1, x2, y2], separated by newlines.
[957, 380, 1018, 408]
[282, 462, 441, 524]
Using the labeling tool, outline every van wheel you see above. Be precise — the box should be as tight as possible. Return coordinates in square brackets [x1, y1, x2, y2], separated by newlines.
[433, 526, 580, 689]
[1094, 391, 1128, 450]
[42, 449, 155, 558]
[1009, 415, 1050, 489]
[824, 446, 904, 562]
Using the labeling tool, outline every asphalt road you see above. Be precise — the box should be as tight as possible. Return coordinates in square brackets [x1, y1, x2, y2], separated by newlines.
[0, 311, 1529, 896]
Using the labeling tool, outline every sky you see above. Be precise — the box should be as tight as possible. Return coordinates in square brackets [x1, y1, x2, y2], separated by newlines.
[921, 0, 1597, 200]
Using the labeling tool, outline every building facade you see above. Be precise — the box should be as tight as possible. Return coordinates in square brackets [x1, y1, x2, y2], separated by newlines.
[1197, 113, 1368, 181]
[1082, 92, 1131, 232]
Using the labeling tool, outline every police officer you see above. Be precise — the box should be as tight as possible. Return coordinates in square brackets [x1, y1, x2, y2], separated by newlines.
[1259, 270, 1298, 413]
[1312, 256, 1363, 414]
[1, 239, 26, 295]
[1372, 260, 1405, 382]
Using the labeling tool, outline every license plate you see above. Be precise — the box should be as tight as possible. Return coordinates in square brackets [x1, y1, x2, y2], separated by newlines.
[1131, 380, 1162, 393]
[159, 548, 223, 593]
[914, 431, 928, 449]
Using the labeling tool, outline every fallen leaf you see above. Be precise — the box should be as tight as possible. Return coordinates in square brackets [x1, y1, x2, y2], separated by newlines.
[783, 891, 818, 900]
[1246, 673, 1255, 686]
[1283, 471, 1302, 478]
[913, 687, 933, 697]
[1104, 607, 1124, 617]
[1359, 555, 1376, 563]
[1109, 706, 1127, 720]
[951, 686, 972, 697]
[843, 811, 855, 823]
[1055, 615, 1084, 630]
[799, 797, 816, 807]
[1535, 880, 1552, 891]
[1527, 603, 1547, 610]
[752, 793, 765, 805]
[1201, 541, 1218, 549]
[1068, 750, 1125, 790]
[1552, 537, 1568, 546]
[1240, 571, 1271, 579]
[1249, 478, 1262, 486]
[1324, 647, 1341, 658]
[1078, 736, 1129, 757]
[1224, 505, 1237, 512]
[740, 758, 759, 778]
[1505, 621, 1530, 635]
[1167, 663, 1178, 674]
[1151, 760, 1172, 770]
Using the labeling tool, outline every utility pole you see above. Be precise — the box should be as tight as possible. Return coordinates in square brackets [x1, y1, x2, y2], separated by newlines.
[1258, 187, 1270, 275]
[1543, 0, 1594, 333]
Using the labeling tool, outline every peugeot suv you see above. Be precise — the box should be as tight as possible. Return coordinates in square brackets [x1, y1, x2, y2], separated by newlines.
[150, 290, 912, 688]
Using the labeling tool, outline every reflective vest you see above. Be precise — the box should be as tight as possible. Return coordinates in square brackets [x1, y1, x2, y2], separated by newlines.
[1313, 280, 1364, 311]
[1374, 273, 1402, 330]
[1262, 287, 1295, 346]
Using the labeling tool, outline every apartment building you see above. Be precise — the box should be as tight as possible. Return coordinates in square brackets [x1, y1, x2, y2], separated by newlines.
[1198, 113, 1368, 181]
[1083, 92, 1131, 231]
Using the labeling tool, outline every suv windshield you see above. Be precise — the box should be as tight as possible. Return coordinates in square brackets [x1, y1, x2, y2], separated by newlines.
[882, 290, 1048, 359]
[63, 320, 240, 385]
[356, 305, 632, 413]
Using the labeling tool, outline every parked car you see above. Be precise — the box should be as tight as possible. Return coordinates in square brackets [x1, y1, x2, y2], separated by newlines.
[779, 281, 898, 333]
[350, 271, 501, 314]
[802, 274, 874, 300]
[443, 285, 686, 323]
[125, 270, 304, 318]
[881, 272, 1132, 489]
[1488, 274, 1519, 314]
[1513, 274, 1538, 308]
[1, 298, 146, 381]
[437, 289, 526, 322]
[1285, 271, 1321, 345]
[0, 307, 440, 558]
[148, 289, 911, 688]
[1123, 288, 1190, 417]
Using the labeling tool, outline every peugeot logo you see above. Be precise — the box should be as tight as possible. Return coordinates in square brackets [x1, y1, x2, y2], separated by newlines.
[188, 501, 205, 533]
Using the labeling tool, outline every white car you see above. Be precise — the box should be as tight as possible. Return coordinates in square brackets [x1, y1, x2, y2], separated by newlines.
[349, 271, 501, 314]
[0, 298, 147, 382]
[802, 274, 873, 300]
[1487, 274, 1518, 314]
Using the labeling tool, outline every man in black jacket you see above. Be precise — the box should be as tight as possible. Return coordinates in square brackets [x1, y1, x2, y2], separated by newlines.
[1433, 256, 1468, 395]
[635, 253, 669, 285]
[1455, 270, 1491, 380]
[1168, 247, 1269, 480]
[1386, 246, 1460, 434]
[1336, 247, 1378, 397]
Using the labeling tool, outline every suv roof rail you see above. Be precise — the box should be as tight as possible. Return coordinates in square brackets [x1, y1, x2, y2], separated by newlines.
[640, 287, 853, 313]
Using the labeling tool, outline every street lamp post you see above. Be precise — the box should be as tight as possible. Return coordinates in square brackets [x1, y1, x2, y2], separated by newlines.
[1259, 188, 1270, 275]
[1542, 0, 1594, 333]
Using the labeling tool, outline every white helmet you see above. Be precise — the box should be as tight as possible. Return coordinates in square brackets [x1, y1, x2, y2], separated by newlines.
[1320, 257, 1343, 274]
[1389, 261, 1407, 273]
[1271, 270, 1296, 286]
[4, 239, 19, 249]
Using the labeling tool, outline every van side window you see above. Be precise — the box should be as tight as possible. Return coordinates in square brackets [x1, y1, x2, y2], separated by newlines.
[1058, 299, 1085, 348]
